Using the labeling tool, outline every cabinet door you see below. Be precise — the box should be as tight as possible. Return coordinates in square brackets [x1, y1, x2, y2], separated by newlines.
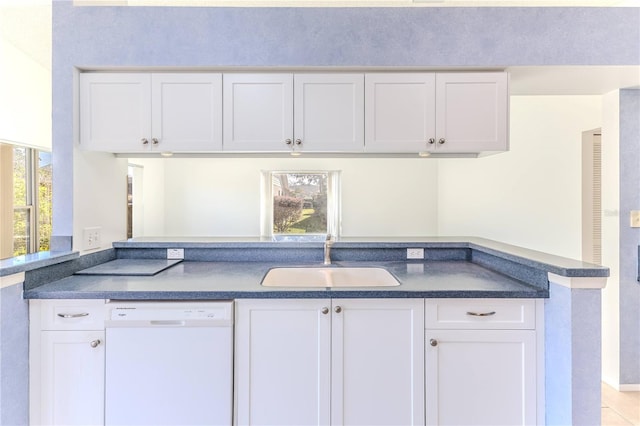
[223, 73, 294, 151]
[294, 74, 364, 152]
[331, 299, 425, 426]
[151, 73, 222, 151]
[365, 73, 436, 153]
[39, 331, 105, 426]
[235, 299, 331, 426]
[425, 329, 536, 426]
[79, 73, 152, 152]
[434, 72, 509, 153]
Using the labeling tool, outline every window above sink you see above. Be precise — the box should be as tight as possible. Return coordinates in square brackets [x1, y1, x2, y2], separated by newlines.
[261, 170, 341, 241]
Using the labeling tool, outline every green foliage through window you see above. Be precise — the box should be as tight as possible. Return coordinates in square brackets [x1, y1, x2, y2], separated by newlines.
[7, 145, 52, 257]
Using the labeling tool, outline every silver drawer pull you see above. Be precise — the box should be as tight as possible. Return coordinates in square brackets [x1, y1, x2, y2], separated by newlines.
[57, 312, 90, 318]
[466, 311, 496, 317]
[90, 339, 101, 348]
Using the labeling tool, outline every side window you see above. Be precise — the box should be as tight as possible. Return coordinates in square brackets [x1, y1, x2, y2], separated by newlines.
[0, 143, 52, 259]
[262, 171, 340, 241]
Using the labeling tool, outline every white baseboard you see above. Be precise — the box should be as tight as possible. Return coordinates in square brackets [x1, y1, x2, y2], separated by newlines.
[618, 384, 640, 392]
[603, 379, 640, 392]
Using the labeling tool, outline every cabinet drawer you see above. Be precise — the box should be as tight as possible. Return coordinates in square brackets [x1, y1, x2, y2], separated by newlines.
[425, 299, 535, 330]
[35, 300, 106, 331]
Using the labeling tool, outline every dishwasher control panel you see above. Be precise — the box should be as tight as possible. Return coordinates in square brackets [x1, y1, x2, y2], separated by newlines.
[105, 301, 233, 327]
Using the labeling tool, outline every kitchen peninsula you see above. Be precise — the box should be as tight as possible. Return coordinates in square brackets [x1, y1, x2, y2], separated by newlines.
[3, 236, 608, 426]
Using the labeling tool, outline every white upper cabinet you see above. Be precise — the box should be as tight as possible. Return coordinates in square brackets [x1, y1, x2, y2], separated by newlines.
[432, 72, 509, 154]
[365, 72, 509, 154]
[223, 73, 364, 152]
[223, 73, 294, 152]
[80, 73, 222, 152]
[80, 73, 151, 152]
[365, 73, 436, 153]
[294, 74, 364, 152]
[80, 71, 507, 155]
[151, 73, 223, 152]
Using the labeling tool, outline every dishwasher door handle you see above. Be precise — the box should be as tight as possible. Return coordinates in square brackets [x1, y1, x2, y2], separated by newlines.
[149, 320, 186, 326]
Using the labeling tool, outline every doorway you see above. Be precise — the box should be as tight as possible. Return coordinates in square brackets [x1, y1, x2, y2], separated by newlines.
[127, 164, 144, 239]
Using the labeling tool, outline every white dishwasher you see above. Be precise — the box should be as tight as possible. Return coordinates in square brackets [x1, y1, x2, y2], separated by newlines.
[105, 301, 233, 426]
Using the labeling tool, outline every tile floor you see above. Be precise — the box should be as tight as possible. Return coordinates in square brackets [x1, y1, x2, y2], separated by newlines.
[602, 382, 640, 426]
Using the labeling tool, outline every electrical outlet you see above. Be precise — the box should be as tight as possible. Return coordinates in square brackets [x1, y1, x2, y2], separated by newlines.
[83, 227, 101, 251]
[631, 211, 640, 228]
[167, 248, 184, 260]
[407, 248, 424, 260]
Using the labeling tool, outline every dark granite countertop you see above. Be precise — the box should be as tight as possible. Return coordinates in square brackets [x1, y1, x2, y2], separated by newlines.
[24, 260, 547, 300]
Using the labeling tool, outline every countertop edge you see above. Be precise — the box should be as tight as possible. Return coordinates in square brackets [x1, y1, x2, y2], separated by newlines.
[0, 251, 80, 277]
[23, 289, 549, 300]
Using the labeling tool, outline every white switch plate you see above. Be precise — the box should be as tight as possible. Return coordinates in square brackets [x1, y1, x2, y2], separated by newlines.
[407, 248, 424, 260]
[83, 227, 101, 251]
[631, 211, 640, 228]
[167, 248, 184, 259]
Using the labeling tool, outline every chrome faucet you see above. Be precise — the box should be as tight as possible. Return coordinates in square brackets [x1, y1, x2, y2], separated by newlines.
[323, 234, 334, 265]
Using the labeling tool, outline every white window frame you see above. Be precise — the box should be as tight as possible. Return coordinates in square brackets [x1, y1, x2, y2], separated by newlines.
[260, 170, 341, 241]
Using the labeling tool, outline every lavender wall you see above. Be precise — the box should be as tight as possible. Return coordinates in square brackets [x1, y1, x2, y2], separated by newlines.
[0, 283, 29, 426]
[51, 2, 640, 241]
[618, 89, 640, 386]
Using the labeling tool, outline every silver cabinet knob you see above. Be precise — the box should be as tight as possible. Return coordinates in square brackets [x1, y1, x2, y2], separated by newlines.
[90, 339, 101, 348]
[428, 138, 436, 145]
[295, 139, 302, 146]
[152, 138, 159, 145]
[321, 307, 329, 315]
[429, 339, 438, 347]
[285, 139, 292, 145]
[438, 138, 446, 145]
[334, 306, 342, 314]
[141, 138, 149, 145]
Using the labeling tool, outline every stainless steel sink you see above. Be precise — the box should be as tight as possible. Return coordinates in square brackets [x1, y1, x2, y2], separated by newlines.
[261, 267, 400, 288]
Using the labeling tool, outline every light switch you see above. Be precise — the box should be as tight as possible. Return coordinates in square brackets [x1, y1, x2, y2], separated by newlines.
[631, 211, 640, 228]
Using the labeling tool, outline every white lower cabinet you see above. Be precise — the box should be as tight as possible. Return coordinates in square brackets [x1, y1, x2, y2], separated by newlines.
[425, 299, 539, 426]
[234, 298, 425, 426]
[39, 331, 105, 426]
[29, 297, 540, 426]
[30, 300, 106, 426]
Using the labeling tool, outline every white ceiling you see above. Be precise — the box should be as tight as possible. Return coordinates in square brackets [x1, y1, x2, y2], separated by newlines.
[72, 0, 640, 6]
[0, 2, 51, 70]
[508, 66, 640, 95]
[1, 1, 638, 95]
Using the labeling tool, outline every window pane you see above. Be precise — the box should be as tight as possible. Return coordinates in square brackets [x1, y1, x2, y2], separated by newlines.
[13, 208, 30, 256]
[38, 151, 53, 252]
[272, 173, 328, 235]
[13, 147, 27, 206]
